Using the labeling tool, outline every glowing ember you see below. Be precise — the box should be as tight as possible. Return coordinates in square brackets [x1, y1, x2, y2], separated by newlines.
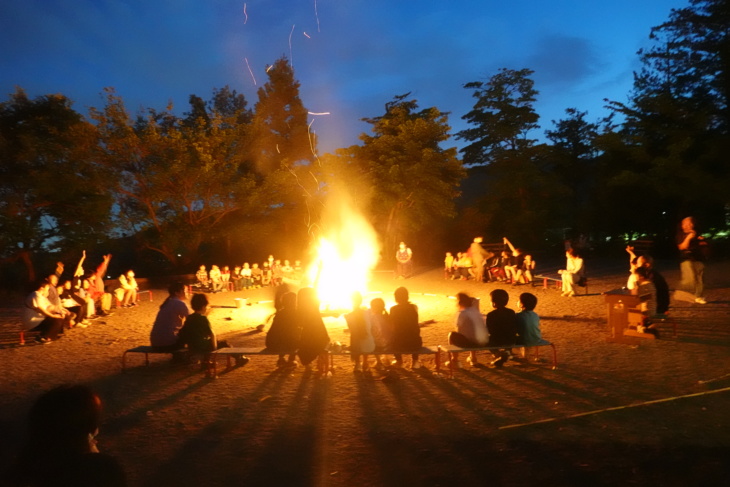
[307, 195, 380, 311]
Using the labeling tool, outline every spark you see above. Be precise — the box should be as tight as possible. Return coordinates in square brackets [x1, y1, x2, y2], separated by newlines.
[244, 57, 257, 85]
[289, 24, 295, 67]
[314, 0, 321, 33]
[266, 64, 273, 73]
[307, 111, 330, 116]
[303, 32, 311, 39]
[243, 3, 248, 24]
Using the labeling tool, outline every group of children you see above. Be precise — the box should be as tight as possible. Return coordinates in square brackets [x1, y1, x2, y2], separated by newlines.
[447, 289, 543, 368]
[21, 252, 140, 344]
[444, 237, 536, 285]
[194, 256, 305, 293]
[266, 285, 424, 373]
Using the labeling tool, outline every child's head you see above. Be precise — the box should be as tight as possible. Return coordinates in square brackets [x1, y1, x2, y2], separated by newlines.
[190, 293, 209, 313]
[370, 297, 385, 313]
[456, 292, 473, 309]
[280, 291, 296, 309]
[635, 266, 651, 283]
[243, 262, 250, 269]
[490, 289, 509, 308]
[445, 251, 452, 257]
[519, 292, 538, 311]
[394, 286, 409, 305]
[252, 263, 259, 269]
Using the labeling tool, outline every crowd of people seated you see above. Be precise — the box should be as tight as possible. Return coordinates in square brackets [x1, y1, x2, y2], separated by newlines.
[21, 251, 142, 345]
[444, 237, 536, 285]
[193, 255, 305, 293]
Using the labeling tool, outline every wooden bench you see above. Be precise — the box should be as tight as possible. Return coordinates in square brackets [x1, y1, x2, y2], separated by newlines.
[328, 346, 442, 372]
[121, 345, 186, 372]
[114, 289, 154, 308]
[533, 274, 563, 289]
[208, 346, 444, 377]
[534, 273, 588, 294]
[439, 339, 558, 377]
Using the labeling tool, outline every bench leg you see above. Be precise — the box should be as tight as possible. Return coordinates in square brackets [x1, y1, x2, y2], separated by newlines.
[549, 344, 558, 369]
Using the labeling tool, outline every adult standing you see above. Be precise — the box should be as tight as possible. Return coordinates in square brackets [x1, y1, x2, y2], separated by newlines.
[395, 242, 413, 279]
[676, 216, 708, 304]
[469, 237, 489, 283]
[149, 282, 190, 351]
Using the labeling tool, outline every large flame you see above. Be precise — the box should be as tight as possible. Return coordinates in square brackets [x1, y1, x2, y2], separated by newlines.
[306, 194, 380, 310]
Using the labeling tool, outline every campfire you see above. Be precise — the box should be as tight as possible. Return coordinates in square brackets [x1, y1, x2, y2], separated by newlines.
[306, 192, 380, 312]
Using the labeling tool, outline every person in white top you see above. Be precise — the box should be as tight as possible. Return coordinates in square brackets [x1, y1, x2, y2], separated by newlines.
[22, 280, 66, 343]
[558, 248, 584, 297]
[447, 292, 488, 367]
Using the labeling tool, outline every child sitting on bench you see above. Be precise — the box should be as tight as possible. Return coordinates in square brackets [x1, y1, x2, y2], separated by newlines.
[178, 293, 248, 367]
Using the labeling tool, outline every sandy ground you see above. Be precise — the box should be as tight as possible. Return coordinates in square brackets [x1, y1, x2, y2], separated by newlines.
[1, 258, 730, 486]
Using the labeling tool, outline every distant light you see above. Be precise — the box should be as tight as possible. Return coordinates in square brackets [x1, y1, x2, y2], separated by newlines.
[177, 254, 182, 257]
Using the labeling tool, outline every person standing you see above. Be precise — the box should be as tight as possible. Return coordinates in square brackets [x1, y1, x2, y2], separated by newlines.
[470, 237, 489, 283]
[395, 242, 413, 279]
[676, 216, 708, 304]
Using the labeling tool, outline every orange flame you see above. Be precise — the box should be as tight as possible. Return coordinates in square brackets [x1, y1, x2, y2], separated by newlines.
[307, 196, 380, 310]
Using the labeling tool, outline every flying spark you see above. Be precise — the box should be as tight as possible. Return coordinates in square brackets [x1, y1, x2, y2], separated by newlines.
[243, 3, 248, 24]
[303, 32, 311, 39]
[289, 24, 295, 67]
[314, 0, 321, 33]
[244, 57, 257, 85]
[308, 112, 331, 116]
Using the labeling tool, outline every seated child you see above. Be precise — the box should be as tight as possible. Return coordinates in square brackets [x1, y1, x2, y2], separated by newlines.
[515, 292, 543, 359]
[631, 267, 659, 336]
[514, 254, 535, 284]
[389, 287, 423, 369]
[261, 262, 272, 286]
[177, 293, 248, 366]
[344, 292, 375, 372]
[241, 263, 253, 289]
[448, 292, 487, 367]
[485, 289, 517, 367]
[266, 291, 300, 367]
[251, 263, 263, 288]
[444, 252, 455, 279]
[195, 265, 210, 291]
[368, 297, 392, 368]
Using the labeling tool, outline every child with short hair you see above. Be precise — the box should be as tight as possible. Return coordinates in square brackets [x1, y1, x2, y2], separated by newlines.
[177, 293, 248, 367]
[251, 263, 263, 288]
[485, 289, 517, 367]
[515, 292, 543, 361]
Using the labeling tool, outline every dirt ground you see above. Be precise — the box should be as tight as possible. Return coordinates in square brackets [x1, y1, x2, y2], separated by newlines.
[1, 258, 729, 486]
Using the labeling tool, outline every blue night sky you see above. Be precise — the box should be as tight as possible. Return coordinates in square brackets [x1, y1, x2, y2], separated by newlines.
[0, 0, 684, 153]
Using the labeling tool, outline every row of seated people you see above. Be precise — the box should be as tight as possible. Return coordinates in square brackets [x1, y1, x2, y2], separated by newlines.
[444, 237, 536, 285]
[193, 256, 305, 293]
[149, 279, 544, 374]
[21, 251, 141, 344]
